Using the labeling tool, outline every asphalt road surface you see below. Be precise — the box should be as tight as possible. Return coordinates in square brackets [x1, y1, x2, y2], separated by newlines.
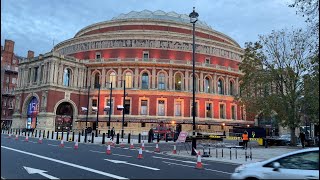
[1, 133, 238, 179]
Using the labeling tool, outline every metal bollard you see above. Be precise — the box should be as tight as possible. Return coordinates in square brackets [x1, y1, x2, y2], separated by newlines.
[47, 131, 50, 139]
[51, 131, 54, 139]
[138, 133, 141, 143]
[25, 131, 27, 137]
[264, 139, 268, 148]
[216, 148, 218, 158]
[230, 148, 232, 160]
[222, 148, 224, 158]
[82, 129, 84, 136]
[39, 130, 41, 138]
[235, 148, 237, 159]
[72, 132, 75, 141]
[33, 130, 35, 137]
[84, 132, 87, 143]
[245, 150, 247, 161]
[66, 132, 69, 142]
[99, 130, 101, 135]
[157, 133, 160, 142]
[107, 130, 110, 138]
[61, 131, 64, 140]
[10, 129, 13, 134]
[102, 133, 105, 144]
[128, 133, 131, 144]
[19, 129, 21, 135]
[56, 131, 58, 140]
[91, 133, 94, 143]
[15, 129, 17, 135]
[116, 133, 120, 144]
[78, 132, 81, 142]
[250, 147, 252, 160]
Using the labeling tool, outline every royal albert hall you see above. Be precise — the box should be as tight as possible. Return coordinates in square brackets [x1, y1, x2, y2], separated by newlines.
[12, 10, 253, 134]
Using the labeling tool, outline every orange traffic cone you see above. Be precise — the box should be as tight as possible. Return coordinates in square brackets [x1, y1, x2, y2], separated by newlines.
[195, 154, 203, 169]
[111, 141, 115, 147]
[15, 134, 19, 140]
[120, 139, 125, 148]
[137, 148, 143, 159]
[130, 142, 134, 149]
[106, 145, 111, 155]
[154, 142, 160, 153]
[172, 143, 177, 154]
[197, 150, 201, 157]
[60, 139, 64, 148]
[25, 135, 29, 142]
[107, 141, 111, 146]
[38, 136, 43, 144]
[8, 133, 12, 139]
[141, 141, 145, 150]
[74, 140, 79, 149]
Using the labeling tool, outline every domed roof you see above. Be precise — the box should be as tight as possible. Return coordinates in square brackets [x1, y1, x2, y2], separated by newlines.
[111, 10, 213, 30]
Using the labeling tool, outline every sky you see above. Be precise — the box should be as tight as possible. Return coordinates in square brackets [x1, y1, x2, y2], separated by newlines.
[1, 0, 308, 57]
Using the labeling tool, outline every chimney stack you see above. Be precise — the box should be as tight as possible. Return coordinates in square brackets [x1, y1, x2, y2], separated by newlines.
[27, 50, 34, 59]
[4, 40, 14, 53]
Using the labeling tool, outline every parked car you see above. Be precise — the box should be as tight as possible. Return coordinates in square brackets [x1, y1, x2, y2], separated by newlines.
[231, 147, 319, 179]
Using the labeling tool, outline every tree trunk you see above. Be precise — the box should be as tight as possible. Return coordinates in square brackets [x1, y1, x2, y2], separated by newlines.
[290, 127, 297, 146]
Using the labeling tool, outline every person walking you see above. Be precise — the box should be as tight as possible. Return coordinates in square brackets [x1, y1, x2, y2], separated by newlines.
[299, 132, 306, 148]
[110, 127, 115, 141]
[242, 131, 249, 149]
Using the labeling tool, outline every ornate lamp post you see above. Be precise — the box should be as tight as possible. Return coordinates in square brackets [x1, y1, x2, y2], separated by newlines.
[105, 82, 113, 138]
[189, 7, 199, 156]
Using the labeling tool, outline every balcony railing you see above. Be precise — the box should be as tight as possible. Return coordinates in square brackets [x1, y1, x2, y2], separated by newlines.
[79, 58, 241, 73]
[4, 65, 18, 73]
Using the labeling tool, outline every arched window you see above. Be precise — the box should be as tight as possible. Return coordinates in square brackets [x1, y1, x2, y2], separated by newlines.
[94, 73, 100, 88]
[109, 72, 116, 88]
[141, 72, 149, 89]
[230, 81, 234, 95]
[204, 77, 211, 93]
[175, 73, 182, 91]
[218, 79, 224, 95]
[189, 74, 198, 92]
[158, 72, 166, 90]
[125, 72, 132, 88]
[63, 68, 71, 86]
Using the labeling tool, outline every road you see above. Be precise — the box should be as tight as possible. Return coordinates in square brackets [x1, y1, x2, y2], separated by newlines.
[1, 133, 238, 179]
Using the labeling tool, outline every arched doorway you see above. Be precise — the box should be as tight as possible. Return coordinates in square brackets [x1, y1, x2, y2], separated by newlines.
[26, 96, 39, 129]
[55, 102, 73, 132]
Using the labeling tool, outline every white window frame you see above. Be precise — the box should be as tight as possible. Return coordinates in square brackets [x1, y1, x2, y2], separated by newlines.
[231, 104, 237, 120]
[143, 51, 149, 61]
[174, 99, 184, 117]
[156, 98, 167, 116]
[205, 101, 213, 118]
[219, 102, 226, 119]
[104, 97, 115, 115]
[139, 98, 149, 115]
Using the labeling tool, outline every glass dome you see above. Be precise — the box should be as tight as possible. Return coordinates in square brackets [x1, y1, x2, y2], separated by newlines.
[111, 10, 213, 30]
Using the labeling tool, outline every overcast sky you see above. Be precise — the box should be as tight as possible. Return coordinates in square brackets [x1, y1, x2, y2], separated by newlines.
[1, 0, 308, 57]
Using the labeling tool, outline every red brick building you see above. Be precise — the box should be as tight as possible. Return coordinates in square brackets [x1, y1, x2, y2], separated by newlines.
[12, 10, 253, 134]
[1, 40, 24, 129]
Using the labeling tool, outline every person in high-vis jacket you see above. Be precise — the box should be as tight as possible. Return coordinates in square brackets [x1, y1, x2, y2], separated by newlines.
[242, 131, 249, 149]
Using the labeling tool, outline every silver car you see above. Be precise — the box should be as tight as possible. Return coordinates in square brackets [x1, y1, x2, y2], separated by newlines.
[231, 147, 319, 179]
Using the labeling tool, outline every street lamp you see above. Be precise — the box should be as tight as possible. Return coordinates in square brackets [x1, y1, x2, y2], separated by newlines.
[189, 7, 199, 156]
[95, 83, 101, 137]
[118, 80, 126, 138]
[105, 82, 113, 138]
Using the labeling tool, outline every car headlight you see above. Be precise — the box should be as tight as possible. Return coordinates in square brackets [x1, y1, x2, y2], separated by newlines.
[234, 165, 245, 173]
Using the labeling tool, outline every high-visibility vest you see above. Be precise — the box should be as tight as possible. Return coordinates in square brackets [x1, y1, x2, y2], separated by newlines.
[242, 134, 248, 140]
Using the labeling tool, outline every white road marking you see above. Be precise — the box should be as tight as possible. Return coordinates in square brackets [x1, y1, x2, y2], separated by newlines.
[1, 146, 127, 179]
[162, 161, 231, 174]
[104, 159, 160, 171]
[89, 150, 132, 157]
[152, 156, 208, 165]
[24, 166, 59, 179]
[48, 144, 58, 147]
[65, 147, 72, 149]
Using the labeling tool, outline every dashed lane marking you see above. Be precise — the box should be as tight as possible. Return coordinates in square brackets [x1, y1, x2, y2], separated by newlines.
[162, 161, 232, 174]
[89, 150, 133, 157]
[1, 146, 128, 179]
[48, 144, 58, 147]
[152, 156, 208, 165]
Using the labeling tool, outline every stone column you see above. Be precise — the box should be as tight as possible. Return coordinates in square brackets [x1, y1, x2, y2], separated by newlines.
[17, 68, 21, 88]
[236, 77, 239, 95]
[185, 70, 189, 91]
[37, 65, 41, 85]
[200, 72, 204, 92]
[73, 67, 78, 87]
[134, 68, 139, 89]
[58, 63, 63, 85]
[169, 68, 173, 90]
[226, 76, 229, 95]
[101, 68, 106, 88]
[152, 67, 156, 89]
[43, 63, 47, 84]
[117, 67, 122, 88]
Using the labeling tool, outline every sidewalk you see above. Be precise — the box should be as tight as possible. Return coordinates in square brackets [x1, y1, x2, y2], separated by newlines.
[166, 146, 309, 165]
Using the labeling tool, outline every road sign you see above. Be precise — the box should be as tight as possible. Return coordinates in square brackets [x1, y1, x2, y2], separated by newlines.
[176, 131, 188, 143]
[23, 166, 59, 179]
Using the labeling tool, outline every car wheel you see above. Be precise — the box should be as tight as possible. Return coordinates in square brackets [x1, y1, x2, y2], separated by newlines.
[245, 177, 259, 180]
